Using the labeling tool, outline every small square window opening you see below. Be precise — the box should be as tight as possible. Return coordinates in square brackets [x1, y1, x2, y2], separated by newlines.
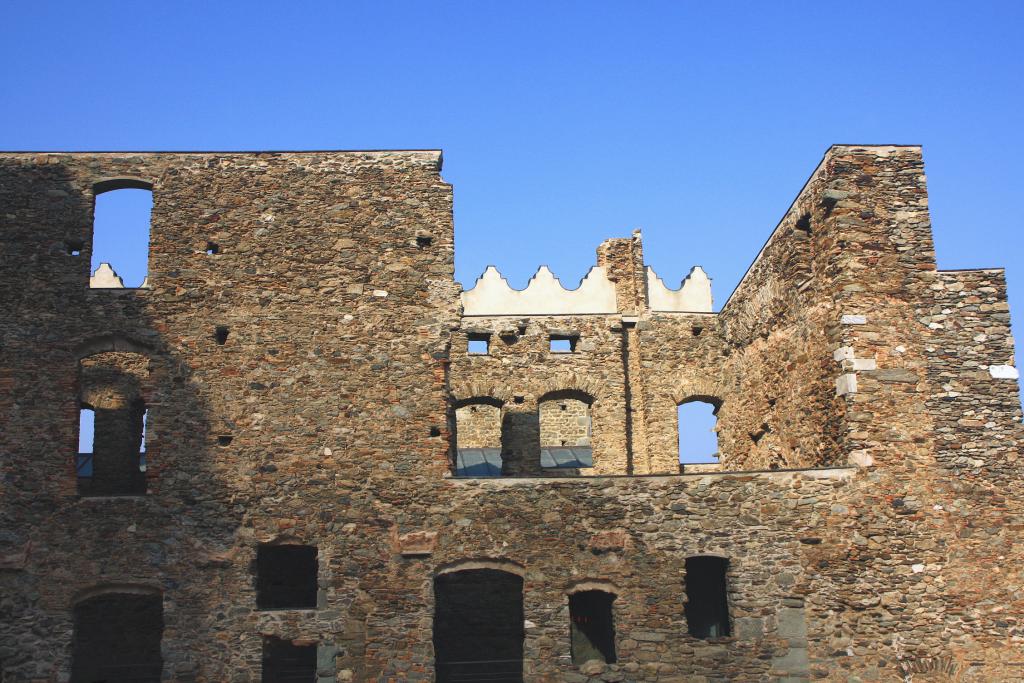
[549, 336, 577, 353]
[467, 334, 490, 355]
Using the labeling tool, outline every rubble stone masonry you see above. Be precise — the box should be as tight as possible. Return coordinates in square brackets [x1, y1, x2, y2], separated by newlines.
[0, 146, 1021, 681]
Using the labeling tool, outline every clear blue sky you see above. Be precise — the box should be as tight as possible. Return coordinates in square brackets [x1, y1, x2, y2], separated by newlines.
[4, 1, 1022, 422]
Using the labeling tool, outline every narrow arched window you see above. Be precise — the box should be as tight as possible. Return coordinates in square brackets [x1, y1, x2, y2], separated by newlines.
[76, 406, 95, 477]
[90, 181, 153, 289]
[570, 590, 617, 664]
[678, 398, 720, 465]
[685, 556, 730, 638]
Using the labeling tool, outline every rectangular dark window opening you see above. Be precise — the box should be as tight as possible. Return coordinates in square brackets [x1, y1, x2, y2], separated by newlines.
[434, 569, 524, 682]
[215, 326, 229, 345]
[549, 336, 577, 353]
[206, 241, 220, 255]
[71, 592, 163, 683]
[261, 636, 316, 683]
[569, 590, 617, 664]
[467, 334, 490, 355]
[256, 544, 318, 609]
[685, 556, 730, 638]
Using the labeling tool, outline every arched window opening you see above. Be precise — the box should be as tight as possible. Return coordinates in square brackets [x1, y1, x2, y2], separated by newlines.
[454, 398, 503, 476]
[256, 544, 318, 609]
[434, 568, 524, 682]
[90, 184, 153, 289]
[77, 351, 150, 496]
[76, 406, 95, 477]
[685, 557, 730, 639]
[262, 636, 316, 682]
[678, 398, 720, 465]
[569, 590, 617, 664]
[538, 390, 593, 469]
[71, 591, 163, 682]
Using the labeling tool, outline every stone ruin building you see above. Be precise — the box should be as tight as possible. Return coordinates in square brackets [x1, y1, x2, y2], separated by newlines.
[0, 145, 1021, 682]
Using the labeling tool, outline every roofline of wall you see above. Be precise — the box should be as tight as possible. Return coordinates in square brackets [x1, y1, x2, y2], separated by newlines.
[0, 148, 446, 171]
[719, 144, 924, 313]
[0, 149, 444, 154]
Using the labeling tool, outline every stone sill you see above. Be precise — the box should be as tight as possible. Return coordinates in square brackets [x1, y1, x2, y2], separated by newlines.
[76, 494, 149, 501]
[448, 465, 855, 484]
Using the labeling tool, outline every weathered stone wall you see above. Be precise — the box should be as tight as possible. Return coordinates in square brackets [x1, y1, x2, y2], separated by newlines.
[926, 268, 1021, 474]
[0, 151, 458, 681]
[1, 147, 1022, 682]
[450, 315, 627, 474]
[77, 350, 152, 496]
[454, 402, 501, 448]
[538, 396, 591, 447]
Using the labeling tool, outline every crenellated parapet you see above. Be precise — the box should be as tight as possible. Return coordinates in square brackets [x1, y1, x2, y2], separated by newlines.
[646, 265, 712, 312]
[88, 262, 150, 289]
[461, 237, 713, 316]
[461, 265, 618, 316]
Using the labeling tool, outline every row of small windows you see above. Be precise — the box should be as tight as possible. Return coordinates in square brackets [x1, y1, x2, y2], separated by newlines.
[454, 394, 721, 476]
[72, 361, 719, 495]
[454, 391, 595, 475]
[468, 333, 578, 355]
[68, 556, 729, 682]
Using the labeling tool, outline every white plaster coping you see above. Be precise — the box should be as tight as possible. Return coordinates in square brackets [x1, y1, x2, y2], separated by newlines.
[989, 365, 1020, 379]
[461, 265, 618, 316]
[89, 263, 151, 289]
[646, 265, 713, 312]
[89, 262, 125, 288]
[841, 314, 867, 325]
[836, 373, 858, 396]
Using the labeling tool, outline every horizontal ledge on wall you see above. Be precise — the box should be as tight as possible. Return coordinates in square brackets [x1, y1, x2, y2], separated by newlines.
[447, 465, 856, 484]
